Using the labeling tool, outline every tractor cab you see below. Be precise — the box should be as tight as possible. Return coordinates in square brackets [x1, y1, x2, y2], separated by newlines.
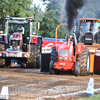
[77, 18, 100, 45]
[3, 16, 38, 52]
[5, 16, 31, 44]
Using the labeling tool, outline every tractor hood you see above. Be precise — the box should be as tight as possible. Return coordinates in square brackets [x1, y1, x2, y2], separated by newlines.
[10, 32, 22, 40]
[56, 42, 73, 62]
[56, 42, 73, 53]
[10, 32, 23, 49]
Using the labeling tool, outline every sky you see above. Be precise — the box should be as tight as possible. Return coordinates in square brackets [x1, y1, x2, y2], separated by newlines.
[33, 0, 47, 11]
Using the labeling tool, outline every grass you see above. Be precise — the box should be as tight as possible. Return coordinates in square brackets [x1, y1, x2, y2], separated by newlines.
[79, 94, 100, 100]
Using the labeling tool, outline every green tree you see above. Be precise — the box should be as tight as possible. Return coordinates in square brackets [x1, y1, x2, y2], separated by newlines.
[33, 4, 44, 35]
[0, 0, 34, 31]
[0, 0, 33, 18]
[79, 0, 100, 19]
[39, 0, 67, 39]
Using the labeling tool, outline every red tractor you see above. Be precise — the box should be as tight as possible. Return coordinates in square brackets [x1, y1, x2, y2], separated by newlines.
[49, 33, 90, 76]
[0, 16, 42, 68]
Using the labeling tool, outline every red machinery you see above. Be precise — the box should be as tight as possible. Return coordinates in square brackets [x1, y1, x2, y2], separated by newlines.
[49, 34, 90, 76]
[42, 38, 65, 53]
[41, 38, 65, 72]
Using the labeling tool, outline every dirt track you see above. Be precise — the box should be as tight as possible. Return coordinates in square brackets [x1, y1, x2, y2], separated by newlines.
[0, 68, 100, 100]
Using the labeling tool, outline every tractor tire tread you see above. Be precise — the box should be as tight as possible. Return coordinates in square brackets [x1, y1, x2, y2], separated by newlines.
[0, 43, 5, 67]
[77, 47, 90, 76]
[27, 44, 36, 68]
[49, 46, 58, 74]
[36, 45, 42, 68]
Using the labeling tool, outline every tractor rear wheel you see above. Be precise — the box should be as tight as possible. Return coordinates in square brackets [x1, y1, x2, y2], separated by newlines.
[27, 44, 37, 68]
[77, 47, 90, 76]
[49, 46, 58, 74]
[0, 43, 5, 67]
[49, 60, 55, 74]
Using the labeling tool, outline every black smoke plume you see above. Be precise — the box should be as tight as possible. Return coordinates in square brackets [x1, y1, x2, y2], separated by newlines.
[65, 0, 87, 33]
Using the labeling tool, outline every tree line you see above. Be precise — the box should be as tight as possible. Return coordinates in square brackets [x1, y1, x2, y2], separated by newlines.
[0, 0, 100, 39]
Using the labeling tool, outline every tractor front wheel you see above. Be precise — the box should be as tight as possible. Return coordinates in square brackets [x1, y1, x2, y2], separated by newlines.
[36, 45, 42, 68]
[74, 62, 80, 76]
[49, 46, 58, 74]
[27, 44, 37, 68]
[49, 60, 55, 74]
[0, 43, 5, 67]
